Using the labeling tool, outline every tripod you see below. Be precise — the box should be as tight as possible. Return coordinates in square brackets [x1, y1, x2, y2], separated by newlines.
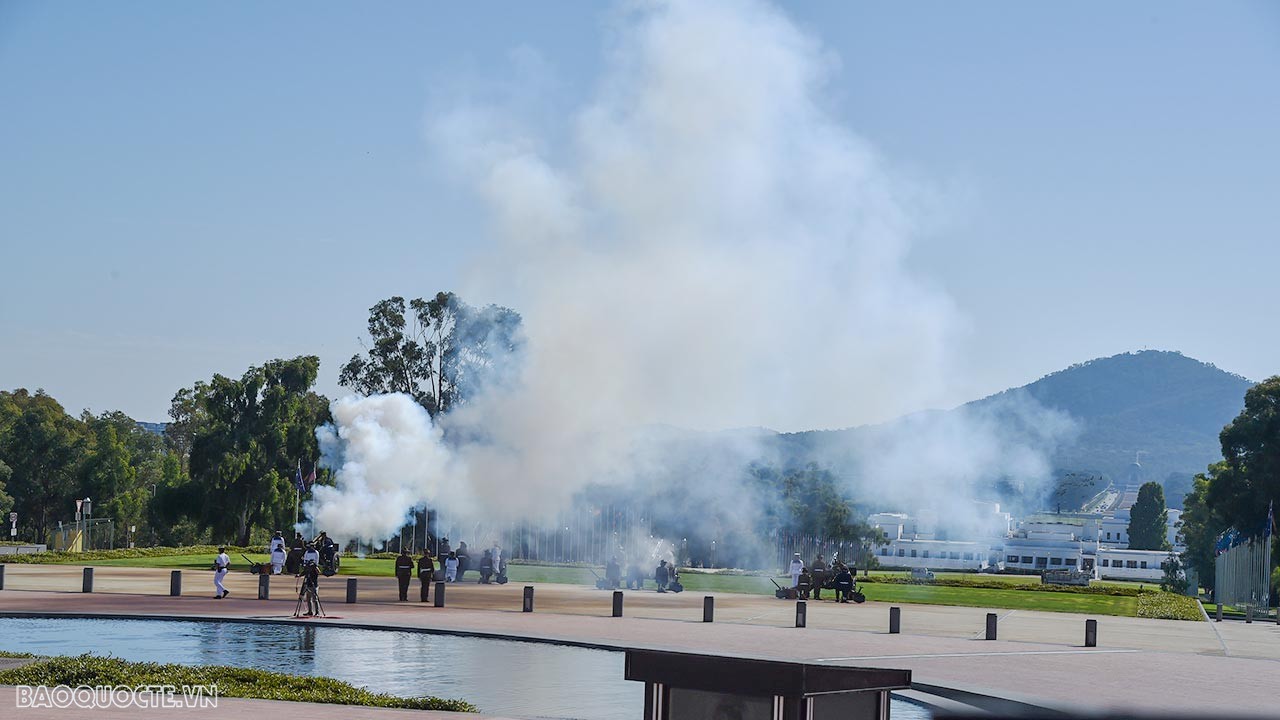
[294, 579, 326, 618]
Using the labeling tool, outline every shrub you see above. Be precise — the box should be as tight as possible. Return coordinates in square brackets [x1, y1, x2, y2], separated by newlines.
[857, 576, 1144, 596]
[0, 655, 476, 712]
[1135, 592, 1203, 621]
[0, 546, 256, 564]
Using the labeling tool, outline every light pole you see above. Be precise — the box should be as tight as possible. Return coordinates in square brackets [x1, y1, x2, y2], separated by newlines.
[82, 497, 92, 545]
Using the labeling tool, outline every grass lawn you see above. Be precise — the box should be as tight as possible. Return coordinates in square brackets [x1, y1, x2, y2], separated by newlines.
[858, 583, 1139, 616]
[31, 552, 1192, 618]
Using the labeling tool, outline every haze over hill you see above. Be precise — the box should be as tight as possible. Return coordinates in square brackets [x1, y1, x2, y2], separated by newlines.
[775, 350, 1255, 511]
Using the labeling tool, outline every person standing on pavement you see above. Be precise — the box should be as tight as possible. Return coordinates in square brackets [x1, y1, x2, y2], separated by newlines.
[788, 553, 804, 588]
[213, 546, 231, 599]
[418, 550, 436, 602]
[395, 549, 414, 601]
[444, 551, 459, 582]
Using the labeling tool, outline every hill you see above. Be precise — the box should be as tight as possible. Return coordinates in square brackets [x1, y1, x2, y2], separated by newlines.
[774, 350, 1255, 510]
[969, 350, 1254, 488]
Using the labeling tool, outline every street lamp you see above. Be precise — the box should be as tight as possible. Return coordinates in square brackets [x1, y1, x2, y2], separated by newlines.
[81, 497, 93, 551]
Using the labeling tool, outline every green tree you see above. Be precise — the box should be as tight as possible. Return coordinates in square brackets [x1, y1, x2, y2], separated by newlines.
[0, 459, 14, 519]
[1207, 376, 1280, 536]
[340, 293, 523, 418]
[1160, 552, 1189, 594]
[0, 390, 85, 541]
[1128, 481, 1170, 550]
[1179, 466, 1223, 591]
[185, 357, 330, 545]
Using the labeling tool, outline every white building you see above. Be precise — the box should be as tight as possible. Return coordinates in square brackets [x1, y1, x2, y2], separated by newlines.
[876, 538, 993, 571]
[1097, 548, 1173, 582]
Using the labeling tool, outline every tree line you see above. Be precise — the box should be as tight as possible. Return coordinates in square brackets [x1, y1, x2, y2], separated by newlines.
[0, 292, 523, 548]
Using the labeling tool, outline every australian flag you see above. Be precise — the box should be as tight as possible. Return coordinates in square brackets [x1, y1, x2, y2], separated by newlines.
[294, 466, 305, 493]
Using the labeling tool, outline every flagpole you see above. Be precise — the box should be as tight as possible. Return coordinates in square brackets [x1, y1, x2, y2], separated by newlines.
[295, 459, 301, 528]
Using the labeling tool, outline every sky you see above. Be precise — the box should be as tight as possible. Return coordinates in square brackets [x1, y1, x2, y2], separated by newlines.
[1, 0, 1277, 426]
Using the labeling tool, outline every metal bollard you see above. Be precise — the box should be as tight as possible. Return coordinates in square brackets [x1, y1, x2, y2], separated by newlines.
[1085, 619, 1097, 647]
[523, 586, 534, 612]
[1216, 603, 1223, 622]
[257, 573, 270, 600]
[82, 567, 94, 593]
[0, 564, 5, 591]
[434, 582, 446, 607]
[889, 606, 901, 634]
[1246, 606, 1253, 624]
[703, 596, 714, 623]
[985, 612, 997, 640]
[612, 590, 624, 617]
[341, 577, 354, 603]
[795, 600, 807, 628]
[169, 570, 181, 597]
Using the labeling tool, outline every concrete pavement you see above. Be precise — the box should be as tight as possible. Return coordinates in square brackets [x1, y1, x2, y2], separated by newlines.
[1, 564, 1278, 717]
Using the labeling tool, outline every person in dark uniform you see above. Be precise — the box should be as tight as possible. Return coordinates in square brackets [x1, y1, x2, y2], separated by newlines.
[797, 567, 813, 600]
[456, 541, 470, 582]
[316, 532, 337, 574]
[654, 560, 670, 593]
[626, 561, 644, 590]
[811, 556, 828, 600]
[605, 556, 621, 590]
[417, 550, 435, 602]
[395, 549, 414, 601]
[833, 564, 854, 603]
[290, 532, 305, 550]
[478, 549, 494, 583]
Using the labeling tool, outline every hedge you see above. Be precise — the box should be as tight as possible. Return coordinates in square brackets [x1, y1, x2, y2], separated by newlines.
[857, 576, 1144, 597]
[0, 655, 476, 712]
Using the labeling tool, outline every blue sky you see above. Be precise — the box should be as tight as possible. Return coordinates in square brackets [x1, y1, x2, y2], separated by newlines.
[1, 1, 1277, 424]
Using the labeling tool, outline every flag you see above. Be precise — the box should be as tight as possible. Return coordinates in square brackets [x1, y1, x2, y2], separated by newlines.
[294, 465, 305, 493]
[1267, 500, 1275, 538]
[303, 466, 316, 493]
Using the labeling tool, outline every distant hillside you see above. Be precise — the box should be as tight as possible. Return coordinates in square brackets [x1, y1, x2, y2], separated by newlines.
[772, 350, 1255, 510]
[970, 351, 1253, 489]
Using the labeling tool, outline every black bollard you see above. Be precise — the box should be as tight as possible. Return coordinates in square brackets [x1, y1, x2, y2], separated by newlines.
[82, 567, 94, 593]
[795, 600, 807, 628]
[434, 582, 446, 607]
[612, 590, 624, 617]
[523, 585, 534, 613]
[1246, 606, 1253, 624]
[985, 612, 998, 640]
[257, 573, 270, 600]
[169, 570, 181, 597]
[1216, 603, 1223, 622]
[0, 564, 5, 591]
[345, 578, 357, 604]
[1085, 619, 1097, 647]
[703, 596, 714, 623]
[889, 606, 901, 634]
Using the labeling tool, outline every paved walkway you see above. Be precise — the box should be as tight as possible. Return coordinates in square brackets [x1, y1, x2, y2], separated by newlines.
[1, 565, 1278, 717]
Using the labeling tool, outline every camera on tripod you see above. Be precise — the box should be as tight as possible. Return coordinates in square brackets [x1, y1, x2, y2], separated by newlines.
[294, 559, 325, 618]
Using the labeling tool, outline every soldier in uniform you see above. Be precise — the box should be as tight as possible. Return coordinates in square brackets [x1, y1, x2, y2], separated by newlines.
[796, 567, 813, 600]
[478, 549, 495, 583]
[395, 548, 414, 601]
[213, 546, 230, 599]
[417, 550, 435, 602]
[605, 556, 621, 589]
[833, 564, 854, 603]
[810, 555, 828, 600]
[788, 553, 804, 588]
[654, 559, 670, 593]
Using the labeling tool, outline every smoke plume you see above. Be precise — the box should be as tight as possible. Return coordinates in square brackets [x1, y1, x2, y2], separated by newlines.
[307, 0, 1073, 548]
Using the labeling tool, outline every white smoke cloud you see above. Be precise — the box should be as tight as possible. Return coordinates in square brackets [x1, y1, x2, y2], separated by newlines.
[307, 394, 456, 541]
[307, 0, 1074, 544]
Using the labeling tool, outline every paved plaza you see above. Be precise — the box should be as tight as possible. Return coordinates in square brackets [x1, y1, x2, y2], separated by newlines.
[1, 564, 1277, 718]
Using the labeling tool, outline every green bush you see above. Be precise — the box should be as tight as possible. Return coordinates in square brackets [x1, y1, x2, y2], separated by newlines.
[0, 655, 475, 712]
[0, 650, 35, 658]
[857, 576, 1144, 596]
[0, 545, 255, 564]
[1135, 591, 1203, 621]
